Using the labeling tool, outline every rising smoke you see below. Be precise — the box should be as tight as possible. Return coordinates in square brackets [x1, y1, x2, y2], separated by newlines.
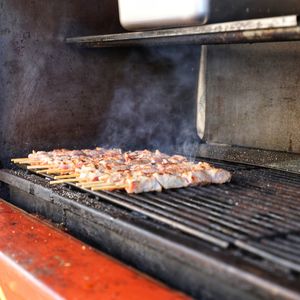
[100, 45, 202, 159]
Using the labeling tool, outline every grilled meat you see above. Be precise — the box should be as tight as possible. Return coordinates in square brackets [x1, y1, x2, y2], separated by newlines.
[23, 148, 231, 193]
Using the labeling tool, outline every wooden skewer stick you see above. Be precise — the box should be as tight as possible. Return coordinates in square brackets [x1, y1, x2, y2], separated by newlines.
[50, 178, 82, 185]
[36, 168, 65, 174]
[54, 174, 79, 180]
[78, 181, 107, 188]
[91, 184, 127, 191]
[16, 162, 34, 165]
[37, 169, 60, 174]
[79, 183, 108, 188]
[36, 169, 52, 174]
[25, 161, 42, 165]
[11, 158, 31, 162]
[46, 169, 74, 175]
[86, 182, 120, 189]
[12, 159, 39, 164]
[36, 169, 49, 174]
[12, 158, 40, 163]
[27, 165, 54, 170]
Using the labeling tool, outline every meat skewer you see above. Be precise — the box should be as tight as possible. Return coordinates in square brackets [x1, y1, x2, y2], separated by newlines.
[12, 148, 232, 193]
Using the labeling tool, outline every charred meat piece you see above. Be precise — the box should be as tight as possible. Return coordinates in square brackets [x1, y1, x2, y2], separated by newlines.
[154, 173, 189, 190]
[126, 176, 162, 194]
[194, 162, 232, 184]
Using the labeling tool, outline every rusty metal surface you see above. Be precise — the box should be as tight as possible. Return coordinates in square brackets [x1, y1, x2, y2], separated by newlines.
[66, 15, 298, 44]
[67, 27, 300, 48]
[66, 17, 300, 48]
[0, 252, 61, 300]
[0, 199, 189, 300]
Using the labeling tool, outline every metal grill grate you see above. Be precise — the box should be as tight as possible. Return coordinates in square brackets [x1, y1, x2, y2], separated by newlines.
[76, 162, 300, 273]
[14, 157, 300, 274]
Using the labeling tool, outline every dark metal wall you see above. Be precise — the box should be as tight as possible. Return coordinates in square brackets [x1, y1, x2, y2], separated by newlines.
[0, 0, 201, 166]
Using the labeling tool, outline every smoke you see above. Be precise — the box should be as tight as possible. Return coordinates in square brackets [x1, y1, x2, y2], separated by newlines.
[100, 45, 201, 159]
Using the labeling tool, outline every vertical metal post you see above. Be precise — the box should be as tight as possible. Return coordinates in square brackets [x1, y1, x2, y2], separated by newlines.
[196, 45, 207, 140]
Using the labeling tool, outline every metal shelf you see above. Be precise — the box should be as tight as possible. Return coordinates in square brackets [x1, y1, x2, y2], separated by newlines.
[66, 15, 300, 48]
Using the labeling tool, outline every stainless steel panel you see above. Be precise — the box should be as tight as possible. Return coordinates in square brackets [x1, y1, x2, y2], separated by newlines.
[198, 42, 300, 154]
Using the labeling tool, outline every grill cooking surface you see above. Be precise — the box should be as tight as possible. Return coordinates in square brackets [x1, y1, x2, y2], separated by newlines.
[75, 159, 300, 274]
[8, 158, 300, 275]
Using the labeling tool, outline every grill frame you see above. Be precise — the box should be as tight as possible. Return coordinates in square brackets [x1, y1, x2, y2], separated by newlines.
[1, 158, 300, 299]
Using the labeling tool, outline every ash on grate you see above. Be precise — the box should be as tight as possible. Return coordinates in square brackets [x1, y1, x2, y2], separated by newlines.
[6, 169, 124, 215]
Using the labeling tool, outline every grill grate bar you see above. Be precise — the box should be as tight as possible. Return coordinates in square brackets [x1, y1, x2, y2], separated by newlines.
[158, 190, 275, 237]
[289, 234, 300, 243]
[86, 189, 230, 248]
[260, 171, 300, 185]
[276, 238, 300, 251]
[171, 188, 296, 231]
[191, 182, 300, 214]
[238, 172, 300, 194]
[245, 240, 300, 264]
[178, 186, 300, 233]
[111, 190, 245, 240]
[235, 240, 300, 273]
[261, 239, 300, 258]
[216, 180, 300, 209]
[212, 184, 300, 221]
[212, 187, 300, 233]
[134, 192, 252, 239]
[238, 179, 300, 200]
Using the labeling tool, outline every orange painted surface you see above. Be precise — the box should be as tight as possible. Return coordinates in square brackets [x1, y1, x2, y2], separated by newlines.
[0, 200, 190, 300]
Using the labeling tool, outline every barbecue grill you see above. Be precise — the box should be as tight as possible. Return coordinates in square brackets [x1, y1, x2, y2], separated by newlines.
[1, 1, 300, 299]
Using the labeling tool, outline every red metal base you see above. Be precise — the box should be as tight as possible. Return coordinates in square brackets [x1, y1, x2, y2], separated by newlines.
[0, 199, 189, 300]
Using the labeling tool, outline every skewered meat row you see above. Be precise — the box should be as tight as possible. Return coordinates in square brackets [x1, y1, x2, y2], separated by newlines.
[16, 148, 232, 193]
